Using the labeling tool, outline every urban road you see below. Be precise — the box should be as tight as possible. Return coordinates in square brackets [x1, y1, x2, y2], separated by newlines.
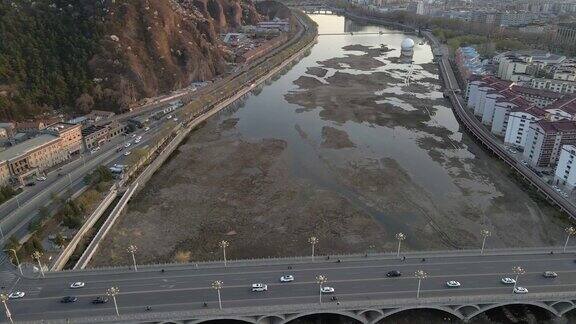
[4, 248, 576, 323]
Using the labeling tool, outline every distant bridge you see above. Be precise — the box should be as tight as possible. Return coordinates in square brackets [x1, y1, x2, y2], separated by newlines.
[318, 31, 407, 36]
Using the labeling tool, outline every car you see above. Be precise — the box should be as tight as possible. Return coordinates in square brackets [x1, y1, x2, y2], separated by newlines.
[8, 292, 25, 299]
[513, 287, 528, 294]
[116, 147, 124, 152]
[61, 296, 78, 303]
[124, 142, 131, 148]
[92, 296, 109, 304]
[131, 134, 136, 138]
[136, 136, 142, 141]
[521, 160, 528, 166]
[446, 280, 461, 287]
[70, 282, 85, 289]
[124, 151, 132, 156]
[135, 139, 141, 144]
[280, 275, 294, 282]
[144, 127, 150, 132]
[562, 192, 569, 198]
[543, 271, 558, 278]
[36, 176, 47, 181]
[90, 147, 100, 154]
[26, 182, 36, 187]
[173, 118, 179, 122]
[386, 270, 402, 277]
[167, 115, 173, 119]
[251, 283, 268, 292]
[320, 286, 335, 294]
[501, 277, 516, 284]
[553, 186, 562, 192]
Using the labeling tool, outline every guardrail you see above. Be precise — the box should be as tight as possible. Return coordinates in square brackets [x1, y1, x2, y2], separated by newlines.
[73, 184, 138, 270]
[49, 186, 119, 271]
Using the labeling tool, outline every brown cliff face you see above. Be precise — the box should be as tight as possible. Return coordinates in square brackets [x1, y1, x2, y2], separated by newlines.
[89, 0, 261, 112]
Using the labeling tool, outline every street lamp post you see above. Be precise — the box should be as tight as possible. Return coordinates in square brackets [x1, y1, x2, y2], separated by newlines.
[309, 236, 318, 262]
[127, 245, 138, 272]
[106, 286, 120, 316]
[212, 280, 223, 309]
[32, 251, 45, 278]
[480, 229, 491, 255]
[414, 270, 427, 298]
[512, 266, 525, 291]
[220, 240, 229, 267]
[316, 274, 327, 304]
[4, 249, 22, 276]
[395, 233, 406, 258]
[564, 226, 576, 252]
[0, 293, 13, 324]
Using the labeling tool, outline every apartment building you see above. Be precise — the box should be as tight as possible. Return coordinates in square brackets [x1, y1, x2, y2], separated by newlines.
[504, 106, 547, 148]
[497, 54, 529, 81]
[523, 120, 576, 167]
[491, 94, 532, 136]
[556, 23, 576, 46]
[554, 144, 576, 189]
[530, 78, 576, 94]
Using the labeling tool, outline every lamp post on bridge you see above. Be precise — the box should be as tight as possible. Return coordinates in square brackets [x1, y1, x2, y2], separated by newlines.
[309, 236, 318, 262]
[512, 266, 525, 291]
[106, 286, 120, 316]
[316, 274, 327, 304]
[0, 293, 13, 324]
[564, 226, 576, 252]
[127, 245, 138, 272]
[395, 233, 406, 258]
[480, 229, 491, 255]
[32, 251, 45, 278]
[220, 240, 229, 267]
[211, 280, 223, 309]
[414, 270, 427, 298]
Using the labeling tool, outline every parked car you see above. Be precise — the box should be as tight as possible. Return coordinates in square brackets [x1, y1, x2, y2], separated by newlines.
[251, 283, 268, 292]
[36, 176, 46, 181]
[26, 182, 36, 187]
[8, 292, 25, 299]
[386, 270, 402, 277]
[124, 151, 132, 156]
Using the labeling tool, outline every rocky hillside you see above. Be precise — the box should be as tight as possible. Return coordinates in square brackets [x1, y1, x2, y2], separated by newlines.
[0, 0, 261, 120]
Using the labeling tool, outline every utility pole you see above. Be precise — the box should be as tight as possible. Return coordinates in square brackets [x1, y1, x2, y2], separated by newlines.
[316, 275, 327, 304]
[0, 293, 13, 324]
[415, 270, 427, 298]
[480, 229, 491, 255]
[4, 249, 22, 276]
[107, 287, 120, 316]
[211, 280, 223, 309]
[564, 226, 575, 252]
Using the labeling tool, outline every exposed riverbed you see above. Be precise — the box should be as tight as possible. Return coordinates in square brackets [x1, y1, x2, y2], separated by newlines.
[91, 14, 569, 267]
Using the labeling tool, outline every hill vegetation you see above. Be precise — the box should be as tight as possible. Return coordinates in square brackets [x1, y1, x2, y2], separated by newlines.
[0, 0, 261, 121]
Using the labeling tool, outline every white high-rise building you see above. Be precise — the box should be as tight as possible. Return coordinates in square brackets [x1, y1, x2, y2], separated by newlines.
[554, 144, 576, 189]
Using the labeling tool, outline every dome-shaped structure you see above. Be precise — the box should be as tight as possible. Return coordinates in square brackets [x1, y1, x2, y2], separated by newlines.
[401, 38, 414, 57]
[401, 38, 415, 50]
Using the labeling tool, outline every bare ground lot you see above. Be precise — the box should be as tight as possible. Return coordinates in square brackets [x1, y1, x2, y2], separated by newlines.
[91, 43, 569, 267]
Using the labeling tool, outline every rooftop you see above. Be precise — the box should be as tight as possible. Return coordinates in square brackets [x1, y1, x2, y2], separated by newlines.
[535, 120, 576, 133]
[546, 96, 576, 114]
[0, 134, 60, 162]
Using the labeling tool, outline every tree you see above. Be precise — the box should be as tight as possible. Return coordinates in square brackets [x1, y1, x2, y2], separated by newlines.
[54, 233, 66, 248]
[174, 251, 192, 263]
[75, 93, 94, 113]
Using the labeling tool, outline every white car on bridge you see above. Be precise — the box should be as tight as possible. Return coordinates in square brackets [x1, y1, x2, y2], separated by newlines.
[8, 291, 25, 299]
[70, 282, 85, 289]
[320, 287, 335, 294]
[251, 283, 268, 292]
[446, 280, 461, 288]
[280, 275, 294, 282]
[501, 277, 516, 284]
[513, 287, 528, 294]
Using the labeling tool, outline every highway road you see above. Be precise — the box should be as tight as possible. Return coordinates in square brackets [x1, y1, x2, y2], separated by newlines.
[3, 249, 576, 322]
[0, 112, 172, 245]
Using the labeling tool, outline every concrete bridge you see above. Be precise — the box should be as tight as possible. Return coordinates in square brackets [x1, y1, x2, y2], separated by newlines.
[6, 247, 576, 323]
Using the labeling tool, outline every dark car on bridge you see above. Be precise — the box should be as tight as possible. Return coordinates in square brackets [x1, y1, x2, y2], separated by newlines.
[60, 296, 78, 303]
[92, 296, 109, 304]
[386, 270, 402, 277]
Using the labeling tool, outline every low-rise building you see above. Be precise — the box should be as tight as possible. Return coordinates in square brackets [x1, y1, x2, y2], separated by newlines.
[82, 125, 108, 151]
[0, 134, 68, 186]
[524, 120, 576, 167]
[554, 144, 576, 189]
[530, 78, 576, 94]
[0, 161, 10, 187]
[44, 122, 83, 155]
